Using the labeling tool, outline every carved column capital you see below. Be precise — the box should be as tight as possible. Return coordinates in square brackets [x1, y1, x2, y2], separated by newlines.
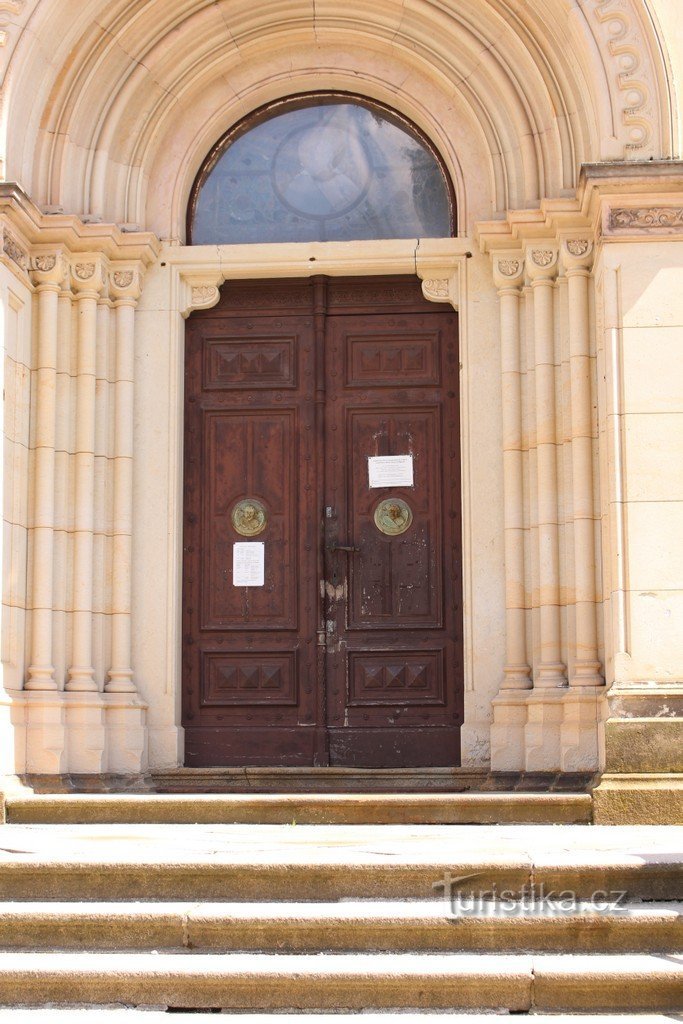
[70, 255, 108, 298]
[560, 236, 594, 275]
[525, 245, 559, 283]
[492, 252, 525, 291]
[109, 263, 143, 305]
[29, 251, 68, 290]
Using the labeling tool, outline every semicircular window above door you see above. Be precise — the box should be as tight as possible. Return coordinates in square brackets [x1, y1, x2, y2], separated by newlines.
[188, 95, 455, 244]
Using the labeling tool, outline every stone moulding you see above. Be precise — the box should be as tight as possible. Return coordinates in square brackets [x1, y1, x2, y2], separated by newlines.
[608, 206, 683, 231]
[590, 0, 658, 155]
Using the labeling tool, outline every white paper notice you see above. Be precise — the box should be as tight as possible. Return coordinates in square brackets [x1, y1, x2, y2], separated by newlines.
[233, 542, 265, 587]
[368, 454, 414, 488]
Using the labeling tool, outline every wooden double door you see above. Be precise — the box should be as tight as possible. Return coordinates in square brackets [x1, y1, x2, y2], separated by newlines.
[182, 276, 463, 767]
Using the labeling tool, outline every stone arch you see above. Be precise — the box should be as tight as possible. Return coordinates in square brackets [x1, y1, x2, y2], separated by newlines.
[0, 0, 677, 237]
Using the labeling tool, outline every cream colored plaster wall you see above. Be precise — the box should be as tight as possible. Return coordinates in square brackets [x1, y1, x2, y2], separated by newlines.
[597, 237, 683, 687]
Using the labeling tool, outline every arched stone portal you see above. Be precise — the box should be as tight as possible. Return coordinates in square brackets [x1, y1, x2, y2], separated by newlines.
[0, 0, 681, 819]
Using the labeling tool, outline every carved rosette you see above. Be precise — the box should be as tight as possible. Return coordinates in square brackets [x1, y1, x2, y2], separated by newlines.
[492, 253, 525, 290]
[70, 255, 108, 296]
[110, 265, 142, 304]
[30, 251, 68, 288]
[525, 245, 559, 282]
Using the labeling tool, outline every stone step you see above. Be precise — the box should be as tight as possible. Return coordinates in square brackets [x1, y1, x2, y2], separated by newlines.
[0, 952, 679, 1011]
[4, 791, 592, 825]
[0, 900, 680, 953]
[0, 822, 679, 901]
[0, 1017, 679, 1024]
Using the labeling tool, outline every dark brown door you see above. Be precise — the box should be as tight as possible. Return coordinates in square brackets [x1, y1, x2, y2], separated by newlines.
[182, 276, 462, 767]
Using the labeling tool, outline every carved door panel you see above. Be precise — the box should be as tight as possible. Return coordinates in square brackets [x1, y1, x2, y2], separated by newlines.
[182, 276, 462, 768]
[182, 281, 324, 766]
[323, 285, 462, 766]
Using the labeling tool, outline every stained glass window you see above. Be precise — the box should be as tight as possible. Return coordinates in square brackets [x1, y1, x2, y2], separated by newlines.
[189, 97, 454, 244]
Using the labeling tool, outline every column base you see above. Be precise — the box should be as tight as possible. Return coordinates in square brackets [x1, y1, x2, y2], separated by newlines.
[560, 687, 607, 772]
[0, 688, 26, 775]
[25, 691, 67, 774]
[147, 723, 184, 770]
[524, 689, 565, 771]
[104, 693, 148, 773]
[490, 691, 528, 770]
[64, 692, 106, 774]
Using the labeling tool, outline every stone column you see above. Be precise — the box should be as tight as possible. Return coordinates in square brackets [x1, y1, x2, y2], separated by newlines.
[106, 267, 142, 693]
[562, 238, 603, 688]
[559, 237, 605, 770]
[65, 256, 107, 773]
[24, 252, 69, 774]
[66, 257, 106, 693]
[524, 245, 565, 769]
[104, 265, 147, 772]
[489, 253, 531, 770]
[25, 253, 67, 689]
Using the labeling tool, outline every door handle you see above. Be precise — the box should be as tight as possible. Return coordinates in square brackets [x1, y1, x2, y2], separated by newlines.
[328, 542, 359, 553]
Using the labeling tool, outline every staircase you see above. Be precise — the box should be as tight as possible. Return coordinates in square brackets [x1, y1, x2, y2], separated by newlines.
[0, 794, 680, 1017]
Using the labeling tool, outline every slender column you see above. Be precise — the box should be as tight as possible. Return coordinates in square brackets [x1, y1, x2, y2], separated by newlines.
[106, 266, 142, 693]
[526, 246, 566, 687]
[562, 238, 604, 688]
[66, 256, 107, 692]
[493, 254, 531, 689]
[52, 283, 73, 687]
[25, 253, 67, 690]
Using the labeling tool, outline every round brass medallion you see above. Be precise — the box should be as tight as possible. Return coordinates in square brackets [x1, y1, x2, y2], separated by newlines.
[374, 497, 413, 536]
[231, 498, 267, 537]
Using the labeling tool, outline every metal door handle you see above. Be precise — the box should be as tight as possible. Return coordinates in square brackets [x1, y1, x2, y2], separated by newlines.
[328, 542, 359, 553]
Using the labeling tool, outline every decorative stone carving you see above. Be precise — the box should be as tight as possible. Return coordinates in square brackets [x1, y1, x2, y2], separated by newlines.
[566, 239, 590, 257]
[608, 206, 683, 231]
[33, 255, 57, 272]
[70, 256, 107, 295]
[113, 270, 134, 288]
[2, 230, 28, 270]
[526, 245, 559, 282]
[591, 0, 657, 155]
[179, 274, 223, 318]
[109, 264, 142, 303]
[421, 278, 449, 300]
[498, 259, 522, 277]
[192, 284, 218, 305]
[30, 252, 67, 288]
[73, 262, 96, 280]
[530, 249, 555, 268]
[561, 238, 594, 274]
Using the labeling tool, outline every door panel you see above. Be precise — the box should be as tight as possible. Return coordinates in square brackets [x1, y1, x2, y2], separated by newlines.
[324, 308, 462, 767]
[183, 294, 322, 766]
[182, 276, 462, 768]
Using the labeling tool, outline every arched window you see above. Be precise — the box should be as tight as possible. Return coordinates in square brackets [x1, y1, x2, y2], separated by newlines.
[188, 95, 455, 244]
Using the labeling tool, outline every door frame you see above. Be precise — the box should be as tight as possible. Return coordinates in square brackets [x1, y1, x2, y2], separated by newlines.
[146, 238, 474, 764]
